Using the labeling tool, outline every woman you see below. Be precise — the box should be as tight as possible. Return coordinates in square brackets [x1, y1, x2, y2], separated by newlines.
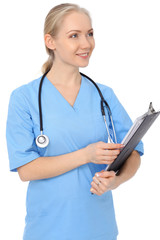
[6, 3, 143, 240]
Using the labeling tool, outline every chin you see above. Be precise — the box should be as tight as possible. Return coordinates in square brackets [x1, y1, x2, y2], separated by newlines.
[77, 61, 90, 68]
[79, 64, 89, 68]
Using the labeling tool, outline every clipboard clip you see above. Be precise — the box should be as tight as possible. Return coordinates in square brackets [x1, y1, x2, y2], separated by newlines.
[148, 102, 156, 115]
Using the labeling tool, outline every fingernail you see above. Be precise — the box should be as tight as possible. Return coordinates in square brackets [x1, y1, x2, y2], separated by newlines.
[96, 173, 102, 177]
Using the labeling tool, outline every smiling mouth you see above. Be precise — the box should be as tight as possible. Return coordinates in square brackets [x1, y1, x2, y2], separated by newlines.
[76, 52, 90, 59]
[76, 52, 89, 56]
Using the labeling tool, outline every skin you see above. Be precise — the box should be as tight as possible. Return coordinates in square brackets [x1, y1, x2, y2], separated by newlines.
[18, 11, 141, 196]
[45, 11, 95, 86]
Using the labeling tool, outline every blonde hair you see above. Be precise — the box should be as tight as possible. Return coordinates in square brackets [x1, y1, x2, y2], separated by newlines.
[42, 3, 92, 73]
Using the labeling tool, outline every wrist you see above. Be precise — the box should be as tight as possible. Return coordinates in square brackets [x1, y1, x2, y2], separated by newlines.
[81, 147, 90, 164]
[79, 147, 90, 164]
[113, 175, 122, 189]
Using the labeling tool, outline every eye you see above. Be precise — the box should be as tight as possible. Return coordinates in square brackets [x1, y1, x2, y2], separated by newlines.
[70, 34, 78, 38]
[88, 32, 94, 37]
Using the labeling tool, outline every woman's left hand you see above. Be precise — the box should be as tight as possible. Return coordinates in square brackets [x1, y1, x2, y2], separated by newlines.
[90, 170, 119, 196]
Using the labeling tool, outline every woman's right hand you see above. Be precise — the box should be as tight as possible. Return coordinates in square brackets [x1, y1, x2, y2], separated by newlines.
[85, 141, 124, 165]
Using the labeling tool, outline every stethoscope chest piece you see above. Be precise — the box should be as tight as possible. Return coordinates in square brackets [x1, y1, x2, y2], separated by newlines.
[36, 134, 49, 148]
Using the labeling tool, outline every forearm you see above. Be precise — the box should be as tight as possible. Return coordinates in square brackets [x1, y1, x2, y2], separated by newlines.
[18, 148, 88, 181]
[115, 150, 141, 188]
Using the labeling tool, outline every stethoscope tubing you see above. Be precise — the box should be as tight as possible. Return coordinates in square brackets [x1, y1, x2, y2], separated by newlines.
[36, 71, 117, 147]
[38, 70, 50, 132]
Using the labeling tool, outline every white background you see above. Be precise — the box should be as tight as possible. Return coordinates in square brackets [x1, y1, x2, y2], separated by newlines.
[0, 0, 160, 239]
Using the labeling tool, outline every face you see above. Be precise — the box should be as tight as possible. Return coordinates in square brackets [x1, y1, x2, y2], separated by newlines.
[46, 11, 95, 68]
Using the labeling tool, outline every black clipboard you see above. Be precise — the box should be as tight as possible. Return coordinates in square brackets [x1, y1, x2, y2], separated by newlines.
[106, 103, 160, 173]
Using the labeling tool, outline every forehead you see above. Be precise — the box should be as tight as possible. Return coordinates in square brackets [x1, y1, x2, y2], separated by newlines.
[60, 11, 92, 31]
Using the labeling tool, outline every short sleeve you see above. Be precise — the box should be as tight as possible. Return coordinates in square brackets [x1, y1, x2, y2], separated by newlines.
[6, 88, 40, 172]
[104, 88, 144, 156]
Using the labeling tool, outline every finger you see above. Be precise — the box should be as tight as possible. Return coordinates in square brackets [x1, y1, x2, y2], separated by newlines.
[102, 155, 118, 162]
[91, 181, 104, 195]
[96, 154, 117, 164]
[101, 143, 124, 150]
[93, 176, 101, 185]
[91, 181, 99, 192]
[92, 176, 108, 192]
[92, 177, 107, 194]
[102, 149, 121, 156]
[101, 159, 115, 165]
[97, 170, 115, 178]
[90, 187, 101, 196]
[98, 149, 120, 159]
[100, 156, 117, 164]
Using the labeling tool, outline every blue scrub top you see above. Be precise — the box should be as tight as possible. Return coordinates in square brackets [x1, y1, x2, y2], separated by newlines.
[6, 74, 144, 240]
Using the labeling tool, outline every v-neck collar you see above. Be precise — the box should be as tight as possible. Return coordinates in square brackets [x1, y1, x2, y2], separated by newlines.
[45, 75, 84, 111]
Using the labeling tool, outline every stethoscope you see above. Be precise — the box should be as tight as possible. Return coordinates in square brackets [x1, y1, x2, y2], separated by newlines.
[36, 71, 117, 148]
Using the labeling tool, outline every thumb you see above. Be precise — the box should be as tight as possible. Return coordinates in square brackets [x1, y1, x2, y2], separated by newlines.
[99, 170, 115, 178]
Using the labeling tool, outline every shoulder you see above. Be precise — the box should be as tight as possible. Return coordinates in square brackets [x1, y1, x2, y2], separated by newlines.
[82, 74, 117, 105]
[87, 77, 116, 101]
[8, 77, 41, 115]
[82, 75, 114, 97]
[10, 77, 41, 103]
[96, 82, 114, 98]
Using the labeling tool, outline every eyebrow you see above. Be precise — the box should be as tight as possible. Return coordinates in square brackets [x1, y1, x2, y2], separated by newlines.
[66, 28, 93, 34]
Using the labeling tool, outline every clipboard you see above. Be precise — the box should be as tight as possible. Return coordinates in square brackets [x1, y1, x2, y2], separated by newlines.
[106, 103, 160, 173]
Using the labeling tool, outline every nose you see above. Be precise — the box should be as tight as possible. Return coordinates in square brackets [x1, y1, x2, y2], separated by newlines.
[80, 35, 92, 49]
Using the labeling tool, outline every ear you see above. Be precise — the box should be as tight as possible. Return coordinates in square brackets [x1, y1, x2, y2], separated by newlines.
[44, 34, 56, 50]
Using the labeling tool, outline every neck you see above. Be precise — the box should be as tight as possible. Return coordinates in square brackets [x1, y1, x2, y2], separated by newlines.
[46, 62, 81, 87]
